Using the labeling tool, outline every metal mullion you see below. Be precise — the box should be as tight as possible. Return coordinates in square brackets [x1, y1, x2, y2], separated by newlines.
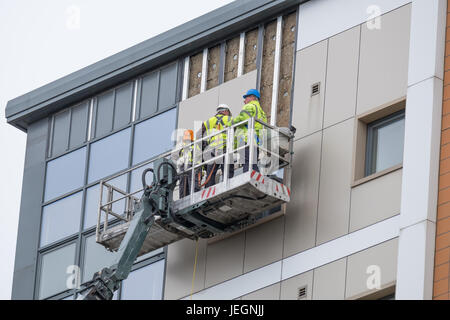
[156, 70, 162, 112]
[67, 107, 73, 152]
[47, 115, 55, 158]
[201, 48, 208, 93]
[111, 88, 118, 132]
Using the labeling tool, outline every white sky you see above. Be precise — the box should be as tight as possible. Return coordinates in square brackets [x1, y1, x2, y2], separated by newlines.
[0, 0, 234, 300]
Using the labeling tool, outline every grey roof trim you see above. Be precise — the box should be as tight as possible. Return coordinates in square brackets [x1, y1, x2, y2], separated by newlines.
[5, 0, 307, 132]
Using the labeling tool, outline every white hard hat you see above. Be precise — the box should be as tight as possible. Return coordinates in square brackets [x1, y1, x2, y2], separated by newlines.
[216, 104, 231, 113]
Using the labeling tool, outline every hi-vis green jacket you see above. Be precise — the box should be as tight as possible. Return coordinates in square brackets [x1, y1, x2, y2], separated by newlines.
[203, 114, 233, 150]
[232, 100, 267, 144]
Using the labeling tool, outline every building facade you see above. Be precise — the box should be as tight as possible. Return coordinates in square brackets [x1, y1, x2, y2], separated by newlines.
[5, 0, 450, 300]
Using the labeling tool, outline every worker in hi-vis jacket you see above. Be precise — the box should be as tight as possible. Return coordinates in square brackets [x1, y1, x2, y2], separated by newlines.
[173, 129, 201, 198]
[232, 89, 267, 173]
[197, 104, 234, 188]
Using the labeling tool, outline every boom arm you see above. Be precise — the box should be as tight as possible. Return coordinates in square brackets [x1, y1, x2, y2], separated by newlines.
[81, 160, 177, 300]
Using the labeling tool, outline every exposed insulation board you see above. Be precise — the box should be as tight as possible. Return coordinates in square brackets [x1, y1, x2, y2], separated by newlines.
[224, 36, 240, 82]
[207, 45, 221, 90]
[277, 12, 297, 128]
[244, 28, 258, 74]
[188, 52, 203, 98]
[259, 20, 277, 122]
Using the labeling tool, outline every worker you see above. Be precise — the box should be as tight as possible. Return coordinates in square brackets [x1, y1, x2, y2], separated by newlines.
[174, 129, 201, 198]
[199, 104, 234, 188]
[232, 89, 267, 173]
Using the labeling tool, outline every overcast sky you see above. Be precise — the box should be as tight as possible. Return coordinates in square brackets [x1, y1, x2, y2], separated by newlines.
[0, 0, 234, 300]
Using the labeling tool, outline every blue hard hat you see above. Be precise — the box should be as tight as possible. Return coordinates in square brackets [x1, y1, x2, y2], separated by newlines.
[243, 89, 261, 100]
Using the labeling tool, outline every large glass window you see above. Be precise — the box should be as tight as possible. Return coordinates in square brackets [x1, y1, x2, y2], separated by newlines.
[38, 243, 76, 299]
[132, 109, 176, 165]
[83, 174, 128, 230]
[121, 260, 165, 300]
[365, 110, 405, 176]
[44, 147, 86, 202]
[88, 128, 131, 183]
[82, 234, 117, 283]
[40, 192, 83, 247]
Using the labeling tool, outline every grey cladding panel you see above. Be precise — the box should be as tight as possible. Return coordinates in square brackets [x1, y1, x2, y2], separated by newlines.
[69, 102, 88, 148]
[52, 110, 70, 156]
[114, 83, 133, 130]
[158, 63, 178, 109]
[140, 72, 159, 118]
[95, 91, 114, 138]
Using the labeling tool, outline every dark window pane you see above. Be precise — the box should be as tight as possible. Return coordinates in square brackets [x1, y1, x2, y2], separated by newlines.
[82, 234, 116, 283]
[114, 83, 133, 130]
[121, 260, 165, 300]
[88, 128, 131, 183]
[83, 174, 128, 230]
[45, 147, 86, 202]
[52, 110, 70, 156]
[140, 71, 159, 119]
[95, 91, 114, 138]
[38, 243, 76, 299]
[158, 63, 177, 109]
[366, 111, 405, 176]
[132, 109, 176, 165]
[374, 118, 405, 172]
[40, 192, 82, 247]
[69, 102, 88, 149]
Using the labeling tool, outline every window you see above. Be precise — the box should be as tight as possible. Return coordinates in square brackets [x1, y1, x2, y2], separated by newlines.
[88, 128, 131, 183]
[132, 108, 176, 165]
[44, 147, 86, 202]
[83, 174, 128, 230]
[121, 260, 165, 300]
[352, 99, 406, 184]
[82, 234, 117, 283]
[40, 192, 83, 247]
[38, 243, 76, 299]
[365, 110, 405, 176]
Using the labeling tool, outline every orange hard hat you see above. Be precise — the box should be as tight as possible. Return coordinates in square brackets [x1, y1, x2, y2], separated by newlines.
[183, 129, 194, 142]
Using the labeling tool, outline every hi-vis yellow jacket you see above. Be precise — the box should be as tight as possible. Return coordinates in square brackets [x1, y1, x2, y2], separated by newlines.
[203, 114, 233, 150]
[232, 100, 267, 144]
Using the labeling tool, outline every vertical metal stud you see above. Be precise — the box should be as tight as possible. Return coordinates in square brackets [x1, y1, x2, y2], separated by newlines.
[201, 48, 208, 93]
[271, 16, 283, 126]
[237, 32, 246, 77]
[182, 57, 190, 101]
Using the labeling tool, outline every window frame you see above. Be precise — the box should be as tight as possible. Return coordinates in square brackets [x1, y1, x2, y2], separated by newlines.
[365, 109, 405, 177]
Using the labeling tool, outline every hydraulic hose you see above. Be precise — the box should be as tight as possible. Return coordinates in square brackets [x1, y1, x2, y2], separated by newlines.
[141, 168, 154, 190]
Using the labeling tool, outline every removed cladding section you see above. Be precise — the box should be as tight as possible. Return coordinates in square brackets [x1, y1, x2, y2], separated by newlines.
[207, 45, 221, 90]
[244, 28, 259, 74]
[188, 52, 203, 98]
[259, 20, 277, 123]
[224, 36, 240, 82]
[277, 12, 297, 128]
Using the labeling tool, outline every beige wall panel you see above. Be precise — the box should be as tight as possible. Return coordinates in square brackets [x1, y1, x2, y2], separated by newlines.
[218, 70, 257, 117]
[283, 133, 321, 258]
[241, 283, 281, 300]
[356, 5, 411, 115]
[316, 119, 354, 245]
[280, 270, 313, 300]
[164, 239, 207, 300]
[349, 169, 402, 232]
[291, 40, 328, 139]
[312, 258, 347, 300]
[323, 26, 360, 128]
[204, 232, 245, 288]
[243, 216, 284, 273]
[177, 87, 219, 135]
[345, 238, 398, 299]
